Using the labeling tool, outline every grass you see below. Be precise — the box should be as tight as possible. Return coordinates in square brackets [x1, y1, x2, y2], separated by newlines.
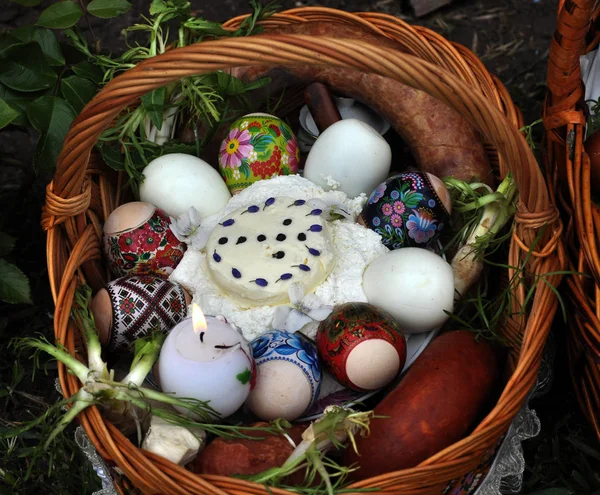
[0, 165, 101, 494]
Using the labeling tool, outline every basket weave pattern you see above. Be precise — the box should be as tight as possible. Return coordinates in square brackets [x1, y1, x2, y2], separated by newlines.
[43, 9, 565, 494]
[545, 0, 600, 441]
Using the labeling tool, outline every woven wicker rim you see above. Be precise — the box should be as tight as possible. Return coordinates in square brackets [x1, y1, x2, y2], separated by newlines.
[43, 8, 565, 494]
[545, 0, 600, 441]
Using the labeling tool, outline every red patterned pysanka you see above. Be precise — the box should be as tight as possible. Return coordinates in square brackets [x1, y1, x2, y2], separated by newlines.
[105, 275, 189, 352]
[103, 208, 186, 278]
[316, 302, 406, 391]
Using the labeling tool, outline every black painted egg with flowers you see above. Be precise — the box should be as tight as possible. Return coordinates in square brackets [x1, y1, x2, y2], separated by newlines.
[359, 172, 452, 250]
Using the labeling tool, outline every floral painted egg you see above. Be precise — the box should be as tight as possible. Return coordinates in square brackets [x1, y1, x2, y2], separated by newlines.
[91, 275, 191, 352]
[359, 171, 452, 250]
[316, 302, 406, 392]
[103, 201, 186, 278]
[246, 330, 322, 421]
[218, 113, 299, 194]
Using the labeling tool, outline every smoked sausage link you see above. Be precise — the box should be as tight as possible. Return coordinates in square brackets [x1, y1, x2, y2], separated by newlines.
[341, 330, 502, 480]
[232, 22, 494, 186]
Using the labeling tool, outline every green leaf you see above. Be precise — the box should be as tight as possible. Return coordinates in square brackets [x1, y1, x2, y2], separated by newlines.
[27, 96, 77, 171]
[10, 0, 43, 5]
[149, 0, 169, 15]
[0, 33, 17, 54]
[98, 144, 126, 171]
[141, 87, 165, 130]
[240, 162, 250, 179]
[0, 84, 43, 126]
[251, 134, 274, 154]
[216, 72, 247, 96]
[0, 259, 32, 304]
[0, 42, 57, 92]
[37, 1, 84, 29]
[60, 75, 97, 113]
[11, 26, 64, 66]
[0, 98, 19, 129]
[87, 0, 132, 18]
[0, 233, 16, 257]
[236, 368, 252, 384]
[72, 61, 104, 84]
[159, 142, 198, 156]
[280, 122, 292, 141]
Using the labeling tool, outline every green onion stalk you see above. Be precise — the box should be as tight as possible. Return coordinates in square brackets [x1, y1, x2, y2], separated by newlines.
[246, 406, 374, 495]
[443, 173, 518, 300]
[7, 284, 279, 450]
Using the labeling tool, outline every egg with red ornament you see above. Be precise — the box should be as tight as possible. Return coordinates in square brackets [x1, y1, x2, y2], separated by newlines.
[102, 201, 186, 278]
[316, 302, 407, 392]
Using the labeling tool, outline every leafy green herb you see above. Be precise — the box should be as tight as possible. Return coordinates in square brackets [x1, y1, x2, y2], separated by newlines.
[64, 1, 274, 191]
[519, 118, 543, 150]
[4, 284, 285, 449]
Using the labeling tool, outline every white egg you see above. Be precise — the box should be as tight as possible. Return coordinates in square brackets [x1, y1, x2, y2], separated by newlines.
[362, 247, 454, 333]
[246, 360, 313, 421]
[139, 153, 231, 219]
[303, 119, 392, 199]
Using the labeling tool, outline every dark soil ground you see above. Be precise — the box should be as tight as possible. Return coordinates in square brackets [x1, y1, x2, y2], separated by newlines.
[1, 0, 599, 494]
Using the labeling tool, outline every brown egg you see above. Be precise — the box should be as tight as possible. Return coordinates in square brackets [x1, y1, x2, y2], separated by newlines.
[91, 275, 192, 352]
[584, 129, 600, 193]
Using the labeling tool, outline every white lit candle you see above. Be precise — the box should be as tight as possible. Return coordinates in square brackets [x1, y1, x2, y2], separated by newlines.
[158, 304, 254, 419]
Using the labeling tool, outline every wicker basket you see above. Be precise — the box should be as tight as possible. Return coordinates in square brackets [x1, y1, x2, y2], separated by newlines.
[545, 0, 600, 442]
[43, 8, 565, 494]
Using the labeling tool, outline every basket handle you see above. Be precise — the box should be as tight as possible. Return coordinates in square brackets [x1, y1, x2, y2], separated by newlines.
[546, 0, 596, 131]
[52, 34, 552, 230]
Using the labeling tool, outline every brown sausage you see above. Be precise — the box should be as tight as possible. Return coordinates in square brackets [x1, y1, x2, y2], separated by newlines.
[341, 330, 502, 480]
[231, 22, 494, 186]
[190, 422, 307, 483]
[304, 82, 342, 133]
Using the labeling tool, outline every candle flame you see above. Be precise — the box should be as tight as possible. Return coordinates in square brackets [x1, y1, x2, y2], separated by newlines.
[192, 303, 207, 334]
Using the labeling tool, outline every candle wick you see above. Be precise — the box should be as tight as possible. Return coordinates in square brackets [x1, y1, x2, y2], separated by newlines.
[199, 331, 205, 343]
[214, 343, 235, 350]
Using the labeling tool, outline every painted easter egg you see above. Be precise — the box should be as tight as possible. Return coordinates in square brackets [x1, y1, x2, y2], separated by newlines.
[316, 302, 406, 392]
[91, 275, 191, 352]
[218, 113, 299, 194]
[359, 172, 451, 250]
[103, 201, 186, 278]
[246, 330, 322, 421]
